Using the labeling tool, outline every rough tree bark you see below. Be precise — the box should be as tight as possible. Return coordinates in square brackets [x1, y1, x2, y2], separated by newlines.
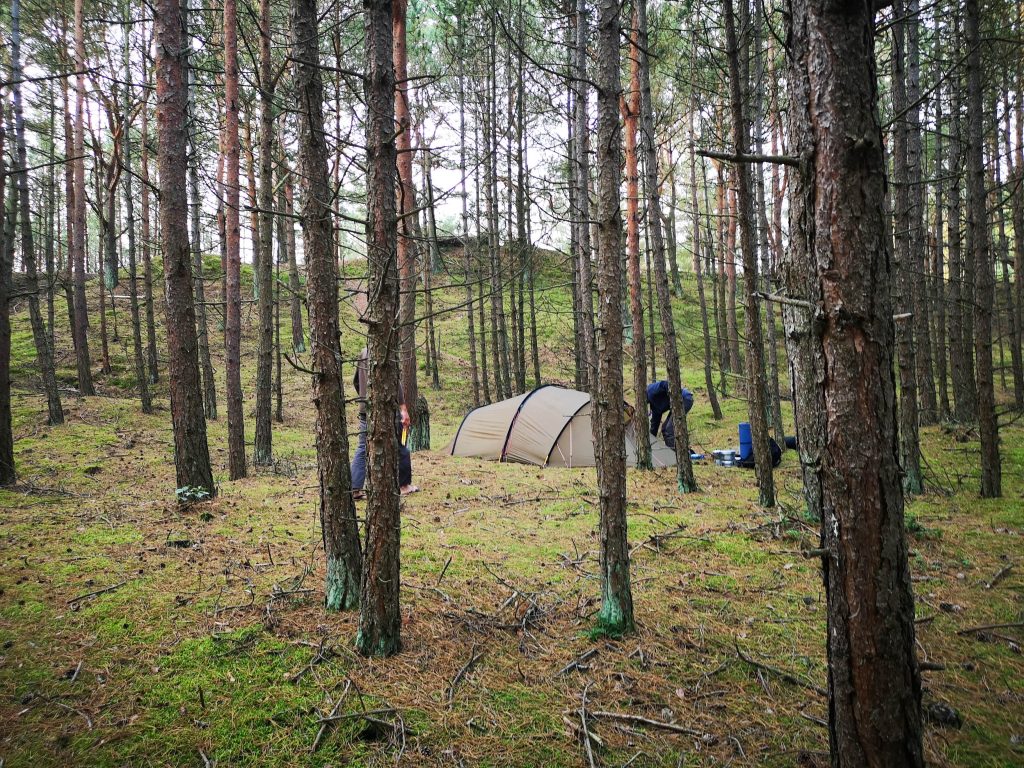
[393, 0, 421, 443]
[638, 0, 696, 492]
[784, 0, 923, 763]
[185, 0, 218, 421]
[278, 152, 305, 354]
[356, 0, 402, 657]
[966, 0, 1001, 498]
[0, 101, 14, 485]
[891, 0, 924, 494]
[292, 0, 363, 610]
[574, 0, 596, 393]
[155, 0, 216, 498]
[458, 13, 480, 406]
[224, 0, 246, 479]
[932, 78, 951, 420]
[140, 47, 159, 385]
[690, 124, 723, 421]
[623, 12, 652, 471]
[946, 21, 975, 423]
[72, 0, 94, 395]
[12, 0, 64, 426]
[724, 0, 774, 507]
[254, 0, 276, 466]
[121, 16, 152, 414]
[592, 0, 634, 635]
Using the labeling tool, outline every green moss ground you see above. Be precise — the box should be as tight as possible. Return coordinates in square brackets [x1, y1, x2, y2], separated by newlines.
[1, 254, 1021, 766]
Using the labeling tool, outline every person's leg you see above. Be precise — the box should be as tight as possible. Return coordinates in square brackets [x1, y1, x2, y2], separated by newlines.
[393, 414, 414, 491]
[350, 418, 368, 492]
[398, 441, 412, 488]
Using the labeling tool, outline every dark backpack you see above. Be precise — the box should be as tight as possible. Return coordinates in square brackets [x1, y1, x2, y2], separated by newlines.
[736, 437, 782, 469]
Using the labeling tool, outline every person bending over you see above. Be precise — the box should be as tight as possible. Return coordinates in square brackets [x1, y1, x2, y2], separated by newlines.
[646, 380, 694, 448]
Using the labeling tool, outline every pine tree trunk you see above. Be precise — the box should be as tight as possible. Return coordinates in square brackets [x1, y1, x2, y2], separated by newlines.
[0, 103, 15, 484]
[278, 154, 305, 354]
[574, 0, 596, 393]
[154, 0, 216, 498]
[244, 122, 261, 301]
[185, 0, 218, 421]
[905, 0, 936, 425]
[224, 0, 246, 480]
[1014, 62, 1024, 407]
[292, 0, 362, 611]
[72, 0, 94, 395]
[932, 100, 951, 419]
[624, 12, 651, 470]
[892, 0, 924, 495]
[121, 19, 152, 414]
[724, 0, 774, 507]
[357, 0, 402, 656]
[394, 0, 421, 435]
[690, 122, 723, 421]
[140, 55, 159, 386]
[459, 20, 480, 406]
[664, 146, 683, 298]
[784, 0, 924, 761]
[593, 0, 634, 635]
[254, 0, 276, 466]
[60, 57, 78, 357]
[947, 32, 974, 422]
[475, 111, 491, 404]
[419, 131, 442, 390]
[637, 0, 695, 492]
[966, 0, 1001, 498]
[714, 165, 730, 385]
[725, 183, 743, 377]
[12, 0, 63, 426]
[44, 97, 56, 350]
[998, 84, 1023, 409]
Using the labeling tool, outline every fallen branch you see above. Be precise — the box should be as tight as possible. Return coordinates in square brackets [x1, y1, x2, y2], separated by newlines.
[316, 707, 396, 724]
[446, 646, 485, 705]
[735, 640, 827, 697]
[556, 648, 598, 677]
[68, 579, 130, 605]
[956, 621, 1024, 636]
[55, 701, 93, 730]
[437, 555, 453, 586]
[985, 563, 1014, 590]
[799, 711, 827, 728]
[589, 710, 708, 738]
[310, 682, 351, 753]
[579, 684, 598, 768]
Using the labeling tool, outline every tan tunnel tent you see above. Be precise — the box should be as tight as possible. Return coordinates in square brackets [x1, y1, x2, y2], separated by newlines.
[447, 385, 678, 468]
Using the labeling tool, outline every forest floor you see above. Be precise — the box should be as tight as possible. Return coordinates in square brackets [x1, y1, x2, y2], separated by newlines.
[1, 260, 1023, 767]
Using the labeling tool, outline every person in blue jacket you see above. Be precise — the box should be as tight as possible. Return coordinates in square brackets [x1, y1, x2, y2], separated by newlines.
[646, 380, 693, 449]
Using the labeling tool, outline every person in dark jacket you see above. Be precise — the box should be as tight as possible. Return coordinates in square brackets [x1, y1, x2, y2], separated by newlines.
[350, 347, 416, 498]
[646, 380, 694, 447]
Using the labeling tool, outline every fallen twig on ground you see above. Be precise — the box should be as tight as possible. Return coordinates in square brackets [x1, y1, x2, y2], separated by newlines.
[957, 621, 1024, 635]
[985, 562, 1014, 589]
[589, 710, 709, 738]
[446, 645, 485, 705]
[68, 579, 131, 606]
[734, 640, 827, 697]
[579, 683, 598, 768]
[556, 648, 598, 677]
[310, 682, 351, 753]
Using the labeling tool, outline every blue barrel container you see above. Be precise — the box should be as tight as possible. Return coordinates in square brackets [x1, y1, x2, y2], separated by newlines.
[738, 422, 753, 461]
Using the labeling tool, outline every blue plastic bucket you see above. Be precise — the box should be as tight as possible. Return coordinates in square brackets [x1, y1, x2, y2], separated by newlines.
[738, 422, 753, 461]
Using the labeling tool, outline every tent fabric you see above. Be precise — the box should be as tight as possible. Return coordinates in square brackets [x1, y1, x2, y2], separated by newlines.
[449, 386, 678, 468]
